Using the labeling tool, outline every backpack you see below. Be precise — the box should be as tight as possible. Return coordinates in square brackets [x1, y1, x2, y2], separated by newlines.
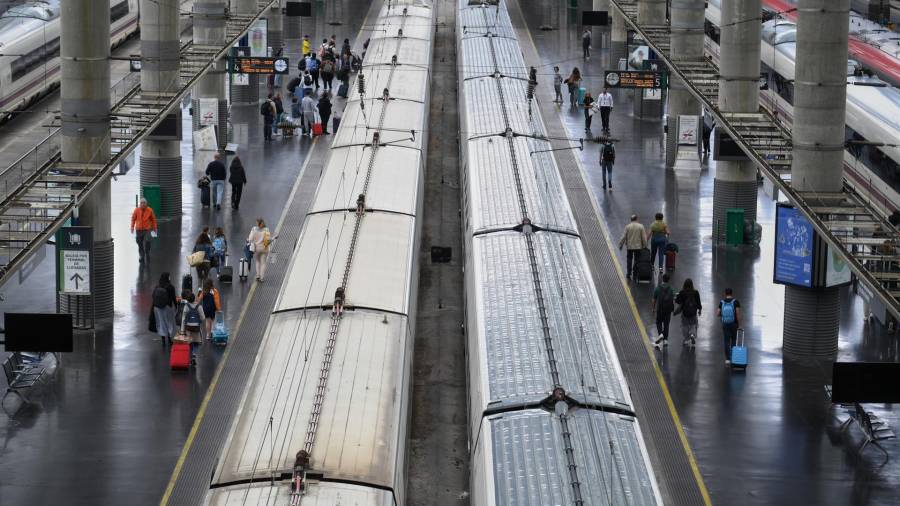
[307, 58, 319, 72]
[201, 290, 217, 316]
[183, 303, 202, 328]
[721, 299, 736, 324]
[260, 101, 270, 116]
[602, 144, 615, 162]
[657, 285, 674, 314]
[681, 291, 698, 318]
[303, 74, 313, 87]
[298, 58, 306, 72]
[213, 236, 226, 253]
[152, 286, 169, 308]
[322, 61, 334, 74]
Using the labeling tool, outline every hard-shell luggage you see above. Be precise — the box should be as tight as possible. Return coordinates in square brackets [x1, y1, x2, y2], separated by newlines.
[219, 265, 233, 283]
[200, 185, 211, 207]
[333, 117, 341, 132]
[731, 328, 748, 369]
[634, 247, 653, 283]
[239, 257, 249, 281]
[312, 122, 324, 136]
[576, 87, 586, 106]
[181, 273, 193, 293]
[337, 82, 349, 98]
[212, 311, 229, 345]
[170, 342, 190, 370]
[665, 249, 677, 271]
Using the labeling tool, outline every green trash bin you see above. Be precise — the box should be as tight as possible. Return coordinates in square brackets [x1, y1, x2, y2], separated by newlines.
[142, 185, 162, 217]
[726, 208, 745, 246]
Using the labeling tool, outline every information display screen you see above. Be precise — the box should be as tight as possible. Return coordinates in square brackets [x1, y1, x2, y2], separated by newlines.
[774, 204, 814, 287]
[604, 70, 666, 89]
[233, 57, 289, 74]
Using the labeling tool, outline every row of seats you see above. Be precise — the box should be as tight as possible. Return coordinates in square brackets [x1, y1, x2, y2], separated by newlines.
[3, 352, 48, 402]
[826, 385, 897, 459]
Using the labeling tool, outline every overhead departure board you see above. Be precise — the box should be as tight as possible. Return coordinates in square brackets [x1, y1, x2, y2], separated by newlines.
[232, 57, 290, 74]
[603, 70, 666, 89]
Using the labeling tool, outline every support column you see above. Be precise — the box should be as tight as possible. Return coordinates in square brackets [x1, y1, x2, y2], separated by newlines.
[59, 0, 113, 322]
[610, 8, 627, 68]
[592, 0, 607, 54]
[634, 1, 666, 119]
[268, 2, 284, 53]
[666, 0, 705, 169]
[193, 0, 228, 148]
[712, 0, 760, 242]
[783, 0, 849, 357]
[140, 0, 182, 218]
[230, 0, 260, 105]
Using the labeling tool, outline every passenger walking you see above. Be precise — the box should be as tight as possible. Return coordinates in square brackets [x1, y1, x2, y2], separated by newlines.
[582, 28, 592, 60]
[130, 197, 158, 263]
[600, 139, 615, 191]
[341, 37, 351, 56]
[307, 54, 320, 89]
[553, 66, 563, 104]
[647, 212, 670, 272]
[205, 152, 227, 210]
[179, 292, 205, 366]
[618, 214, 647, 279]
[716, 288, 742, 365]
[301, 93, 317, 137]
[675, 278, 702, 347]
[272, 93, 285, 135]
[301, 70, 314, 99]
[320, 56, 335, 91]
[152, 272, 178, 345]
[192, 232, 215, 282]
[198, 278, 221, 338]
[212, 227, 227, 271]
[564, 67, 582, 107]
[583, 91, 595, 132]
[598, 87, 614, 133]
[248, 218, 273, 282]
[261, 94, 276, 141]
[317, 93, 332, 135]
[229, 154, 246, 210]
[652, 273, 675, 349]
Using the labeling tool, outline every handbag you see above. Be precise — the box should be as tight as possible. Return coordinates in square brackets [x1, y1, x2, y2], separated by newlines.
[148, 306, 157, 333]
[187, 250, 206, 267]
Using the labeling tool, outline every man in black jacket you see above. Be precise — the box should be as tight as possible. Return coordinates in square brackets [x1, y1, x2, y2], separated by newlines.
[205, 152, 227, 210]
[229, 155, 247, 210]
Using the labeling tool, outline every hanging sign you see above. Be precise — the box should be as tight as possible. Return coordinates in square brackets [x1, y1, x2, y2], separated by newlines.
[57, 226, 93, 296]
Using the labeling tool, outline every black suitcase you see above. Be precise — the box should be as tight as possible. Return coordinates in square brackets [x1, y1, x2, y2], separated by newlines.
[637, 248, 652, 263]
[337, 83, 349, 98]
[200, 186, 211, 207]
[182, 273, 193, 293]
[634, 248, 653, 283]
[219, 265, 233, 283]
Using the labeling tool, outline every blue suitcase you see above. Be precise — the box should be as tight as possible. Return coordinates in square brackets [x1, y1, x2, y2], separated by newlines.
[731, 328, 748, 368]
[576, 87, 586, 106]
[211, 311, 229, 346]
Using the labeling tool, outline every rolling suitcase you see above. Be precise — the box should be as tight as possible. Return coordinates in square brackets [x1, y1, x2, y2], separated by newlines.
[337, 82, 349, 98]
[239, 257, 249, 281]
[219, 265, 233, 283]
[200, 185, 211, 207]
[731, 328, 748, 369]
[312, 122, 324, 136]
[181, 273, 193, 293]
[665, 249, 677, 271]
[170, 342, 190, 370]
[634, 248, 653, 283]
[211, 311, 229, 346]
[576, 87, 586, 106]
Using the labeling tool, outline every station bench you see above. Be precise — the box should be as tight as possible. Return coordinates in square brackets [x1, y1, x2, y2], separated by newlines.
[826, 385, 897, 459]
[2, 352, 46, 402]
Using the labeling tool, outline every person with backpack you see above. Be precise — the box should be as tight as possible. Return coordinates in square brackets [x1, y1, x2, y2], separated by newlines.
[300, 70, 314, 100]
[198, 278, 221, 338]
[248, 218, 273, 282]
[582, 28, 592, 60]
[317, 93, 332, 135]
[229, 154, 247, 210]
[618, 214, 647, 279]
[675, 278, 702, 348]
[307, 53, 320, 89]
[260, 94, 276, 141]
[152, 272, 178, 345]
[600, 140, 615, 191]
[564, 67, 582, 108]
[646, 212, 670, 273]
[652, 273, 676, 349]
[320, 57, 336, 92]
[179, 292, 206, 365]
[272, 93, 285, 135]
[212, 227, 228, 271]
[716, 288, 742, 365]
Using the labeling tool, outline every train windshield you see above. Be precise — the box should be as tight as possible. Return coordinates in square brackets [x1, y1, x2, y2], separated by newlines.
[0, 3, 59, 32]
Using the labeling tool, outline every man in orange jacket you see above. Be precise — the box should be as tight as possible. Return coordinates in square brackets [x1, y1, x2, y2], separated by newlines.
[130, 198, 158, 262]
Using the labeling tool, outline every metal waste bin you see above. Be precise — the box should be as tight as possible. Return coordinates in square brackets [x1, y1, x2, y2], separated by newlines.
[726, 208, 745, 246]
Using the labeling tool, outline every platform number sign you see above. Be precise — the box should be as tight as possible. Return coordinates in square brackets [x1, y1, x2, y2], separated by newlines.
[57, 226, 93, 296]
[604, 70, 666, 89]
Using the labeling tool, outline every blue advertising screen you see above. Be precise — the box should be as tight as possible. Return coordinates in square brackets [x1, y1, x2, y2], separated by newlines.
[774, 205, 814, 287]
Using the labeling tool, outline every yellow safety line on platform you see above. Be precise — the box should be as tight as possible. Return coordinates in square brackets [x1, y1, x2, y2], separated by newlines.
[507, 1, 713, 504]
[159, 137, 318, 505]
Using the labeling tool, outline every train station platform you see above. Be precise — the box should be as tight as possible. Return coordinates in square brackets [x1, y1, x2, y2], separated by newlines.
[0, 3, 374, 503]
[510, 1, 900, 504]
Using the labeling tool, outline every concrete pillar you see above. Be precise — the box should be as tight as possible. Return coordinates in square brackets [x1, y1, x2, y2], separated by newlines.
[193, 0, 228, 147]
[666, 0, 705, 169]
[140, 0, 183, 218]
[268, 3, 284, 53]
[610, 8, 627, 68]
[592, 0, 607, 54]
[59, 0, 113, 322]
[638, 0, 667, 25]
[783, 0, 850, 357]
[230, 0, 260, 105]
[712, 0, 760, 242]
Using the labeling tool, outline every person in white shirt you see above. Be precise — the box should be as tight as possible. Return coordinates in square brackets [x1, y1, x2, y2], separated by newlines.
[552, 66, 563, 104]
[598, 87, 614, 132]
[247, 219, 273, 282]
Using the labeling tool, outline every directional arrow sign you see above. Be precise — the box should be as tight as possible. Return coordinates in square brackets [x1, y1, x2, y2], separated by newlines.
[62, 250, 91, 295]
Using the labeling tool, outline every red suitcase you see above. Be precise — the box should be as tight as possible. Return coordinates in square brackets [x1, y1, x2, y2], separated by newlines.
[312, 122, 324, 136]
[665, 249, 677, 270]
[170, 342, 190, 370]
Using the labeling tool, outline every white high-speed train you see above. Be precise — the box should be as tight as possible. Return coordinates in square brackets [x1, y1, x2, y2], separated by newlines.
[205, 2, 432, 504]
[459, 1, 661, 504]
[0, 0, 139, 121]
[705, 0, 900, 214]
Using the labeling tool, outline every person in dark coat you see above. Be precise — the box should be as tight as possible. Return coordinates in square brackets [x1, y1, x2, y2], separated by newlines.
[317, 94, 333, 135]
[229, 155, 247, 210]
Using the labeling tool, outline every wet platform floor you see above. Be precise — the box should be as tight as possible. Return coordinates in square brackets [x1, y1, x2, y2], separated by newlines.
[516, 1, 900, 504]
